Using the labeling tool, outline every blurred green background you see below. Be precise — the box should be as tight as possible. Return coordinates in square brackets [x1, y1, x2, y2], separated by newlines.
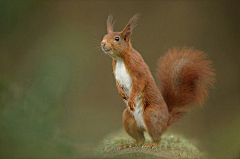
[0, 0, 240, 158]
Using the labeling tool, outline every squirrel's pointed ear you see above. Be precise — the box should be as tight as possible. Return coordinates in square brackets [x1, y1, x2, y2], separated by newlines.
[107, 15, 115, 33]
[121, 14, 140, 42]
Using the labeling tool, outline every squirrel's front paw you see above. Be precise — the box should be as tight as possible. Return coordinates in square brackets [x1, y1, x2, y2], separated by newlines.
[128, 100, 136, 111]
[123, 95, 129, 101]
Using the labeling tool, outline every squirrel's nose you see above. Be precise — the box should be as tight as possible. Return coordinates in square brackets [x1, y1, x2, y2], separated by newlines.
[101, 41, 106, 47]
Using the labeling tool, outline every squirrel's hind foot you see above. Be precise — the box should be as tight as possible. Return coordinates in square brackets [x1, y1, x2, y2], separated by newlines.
[117, 142, 143, 150]
[142, 142, 159, 149]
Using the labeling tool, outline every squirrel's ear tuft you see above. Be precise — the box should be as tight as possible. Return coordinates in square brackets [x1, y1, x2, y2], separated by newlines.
[121, 14, 140, 41]
[107, 14, 115, 33]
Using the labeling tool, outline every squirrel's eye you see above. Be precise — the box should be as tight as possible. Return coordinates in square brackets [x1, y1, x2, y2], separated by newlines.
[114, 37, 120, 41]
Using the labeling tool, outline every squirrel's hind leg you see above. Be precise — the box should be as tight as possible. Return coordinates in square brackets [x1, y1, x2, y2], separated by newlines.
[118, 108, 145, 150]
[143, 105, 169, 149]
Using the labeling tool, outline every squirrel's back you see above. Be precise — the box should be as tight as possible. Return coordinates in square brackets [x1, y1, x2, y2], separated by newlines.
[157, 47, 215, 125]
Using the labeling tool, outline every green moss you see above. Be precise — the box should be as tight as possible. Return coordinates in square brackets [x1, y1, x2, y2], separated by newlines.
[96, 129, 206, 159]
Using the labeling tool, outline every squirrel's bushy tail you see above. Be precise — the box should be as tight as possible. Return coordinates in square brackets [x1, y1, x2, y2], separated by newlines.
[157, 47, 215, 125]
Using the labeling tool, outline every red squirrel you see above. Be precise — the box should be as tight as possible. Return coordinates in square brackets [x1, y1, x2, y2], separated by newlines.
[101, 14, 215, 149]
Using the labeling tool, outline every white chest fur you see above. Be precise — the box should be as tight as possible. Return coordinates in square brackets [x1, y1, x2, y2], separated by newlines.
[114, 58, 145, 129]
[115, 58, 132, 95]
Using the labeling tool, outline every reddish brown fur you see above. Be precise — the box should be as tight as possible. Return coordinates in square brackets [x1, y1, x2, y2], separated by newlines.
[119, 46, 165, 111]
[120, 108, 145, 149]
[157, 47, 215, 125]
[101, 15, 215, 148]
[116, 81, 128, 100]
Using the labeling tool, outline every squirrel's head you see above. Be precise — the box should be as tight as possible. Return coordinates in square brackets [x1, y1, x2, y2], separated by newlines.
[101, 14, 139, 58]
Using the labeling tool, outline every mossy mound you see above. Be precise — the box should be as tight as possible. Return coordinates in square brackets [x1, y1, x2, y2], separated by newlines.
[96, 129, 206, 159]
